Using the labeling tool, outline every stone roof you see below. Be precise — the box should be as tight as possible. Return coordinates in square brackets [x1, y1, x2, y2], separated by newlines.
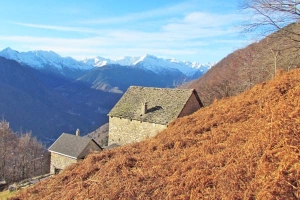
[108, 86, 201, 125]
[48, 133, 101, 159]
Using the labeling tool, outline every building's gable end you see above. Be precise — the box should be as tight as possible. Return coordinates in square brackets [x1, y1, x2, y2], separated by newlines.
[77, 140, 102, 159]
[178, 91, 203, 118]
[50, 152, 78, 174]
[192, 89, 204, 107]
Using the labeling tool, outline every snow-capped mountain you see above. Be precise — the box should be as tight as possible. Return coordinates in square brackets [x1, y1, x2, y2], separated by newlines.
[0, 47, 92, 71]
[0, 47, 212, 80]
[82, 56, 140, 67]
[81, 54, 212, 76]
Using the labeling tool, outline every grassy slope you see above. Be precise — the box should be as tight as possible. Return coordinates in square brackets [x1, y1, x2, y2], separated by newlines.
[0, 190, 18, 199]
[12, 69, 300, 199]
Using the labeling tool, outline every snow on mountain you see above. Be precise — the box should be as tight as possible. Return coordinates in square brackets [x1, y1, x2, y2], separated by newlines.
[0, 47, 92, 71]
[0, 47, 212, 77]
[83, 54, 212, 76]
[166, 58, 212, 75]
[82, 56, 140, 67]
[82, 56, 109, 67]
[132, 54, 178, 74]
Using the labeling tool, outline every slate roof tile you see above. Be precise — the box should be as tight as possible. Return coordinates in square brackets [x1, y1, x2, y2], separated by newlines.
[108, 86, 201, 125]
[48, 133, 100, 159]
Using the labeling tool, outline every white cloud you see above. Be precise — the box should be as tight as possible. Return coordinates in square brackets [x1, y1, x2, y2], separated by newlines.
[81, 1, 193, 24]
[10, 22, 100, 34]
[1, 1, 245, 63]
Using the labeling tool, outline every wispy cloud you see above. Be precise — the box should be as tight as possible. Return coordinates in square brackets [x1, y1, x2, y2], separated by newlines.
[10, 22, 100, 34]
[81, 1, 194, 24]
[1, 0, 246, 63]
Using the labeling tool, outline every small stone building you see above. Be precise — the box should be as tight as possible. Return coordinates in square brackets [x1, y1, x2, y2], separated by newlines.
[48, 132, 102, 174]
[108, 86, 203, 145]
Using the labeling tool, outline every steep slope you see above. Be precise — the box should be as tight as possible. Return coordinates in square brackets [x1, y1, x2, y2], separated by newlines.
[183, 22, 300, 106]
[0, 57, 75, 140]
[0, 57, 69, 109]
[13, 69, 300, 199]
[0, 57, 118, 145]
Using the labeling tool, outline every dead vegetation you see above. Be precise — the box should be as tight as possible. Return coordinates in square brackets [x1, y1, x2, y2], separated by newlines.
[184, 23, 300, 106]
[11, 69, 300, 199]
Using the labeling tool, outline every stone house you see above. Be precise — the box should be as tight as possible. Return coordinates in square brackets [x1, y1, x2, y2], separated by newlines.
[108, 86, 203, 145]
[48, 131, 102, 174]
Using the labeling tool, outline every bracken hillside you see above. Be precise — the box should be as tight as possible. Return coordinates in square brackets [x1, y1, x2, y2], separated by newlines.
[183, 23, 300, 106]
[12, 69, 300, 199]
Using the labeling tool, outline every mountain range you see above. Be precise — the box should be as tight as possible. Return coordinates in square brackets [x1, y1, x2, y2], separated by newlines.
[0, 48, 211, 145]
[82, 54, 212, 76]
[0, 47, 211, 79]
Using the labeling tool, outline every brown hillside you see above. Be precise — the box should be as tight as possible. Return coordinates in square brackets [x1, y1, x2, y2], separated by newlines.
[183, 22, 300, 106]
[12, 69, 300, 199]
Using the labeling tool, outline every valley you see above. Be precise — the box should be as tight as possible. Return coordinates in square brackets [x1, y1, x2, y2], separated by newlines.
[0, 49, 211, 145]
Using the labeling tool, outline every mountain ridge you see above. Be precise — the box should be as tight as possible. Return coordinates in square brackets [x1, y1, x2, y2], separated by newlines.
[81, 53, 212, 76]
[0, 47, 212, 78]
[0, 47, 92, 71]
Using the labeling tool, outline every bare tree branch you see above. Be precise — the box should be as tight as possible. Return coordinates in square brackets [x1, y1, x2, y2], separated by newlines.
[241, 0, 300, 37]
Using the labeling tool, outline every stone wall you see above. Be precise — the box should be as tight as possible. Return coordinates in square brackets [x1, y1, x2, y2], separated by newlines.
[179, 93, 202, 117]
[50, 153, 78, 174]
[108, 117, 167, 145]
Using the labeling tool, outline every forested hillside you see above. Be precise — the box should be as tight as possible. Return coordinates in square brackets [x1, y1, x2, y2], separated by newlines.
[12, 68, 300, 199]
[183, 22, 300, 106]
[0, 121, 49, 185]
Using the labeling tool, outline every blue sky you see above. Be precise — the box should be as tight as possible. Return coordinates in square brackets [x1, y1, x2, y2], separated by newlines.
[0, 0, 250, 63]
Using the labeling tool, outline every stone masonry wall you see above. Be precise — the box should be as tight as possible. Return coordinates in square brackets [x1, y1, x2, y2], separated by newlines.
[50, 152, 78, 174]
[108, 117, 167, 145]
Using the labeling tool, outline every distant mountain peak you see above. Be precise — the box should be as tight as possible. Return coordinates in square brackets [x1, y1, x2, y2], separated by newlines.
[2, 47, 14, 52]
[134, 54, 159, 63]
[0, 47, 19, 58]
[0, 47, 92, 71]
[82, 54, 212, 76]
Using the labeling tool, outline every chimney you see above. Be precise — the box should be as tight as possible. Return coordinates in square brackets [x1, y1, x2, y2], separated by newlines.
[141, 102, 148, 115]
[76, 129, 80, 136]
